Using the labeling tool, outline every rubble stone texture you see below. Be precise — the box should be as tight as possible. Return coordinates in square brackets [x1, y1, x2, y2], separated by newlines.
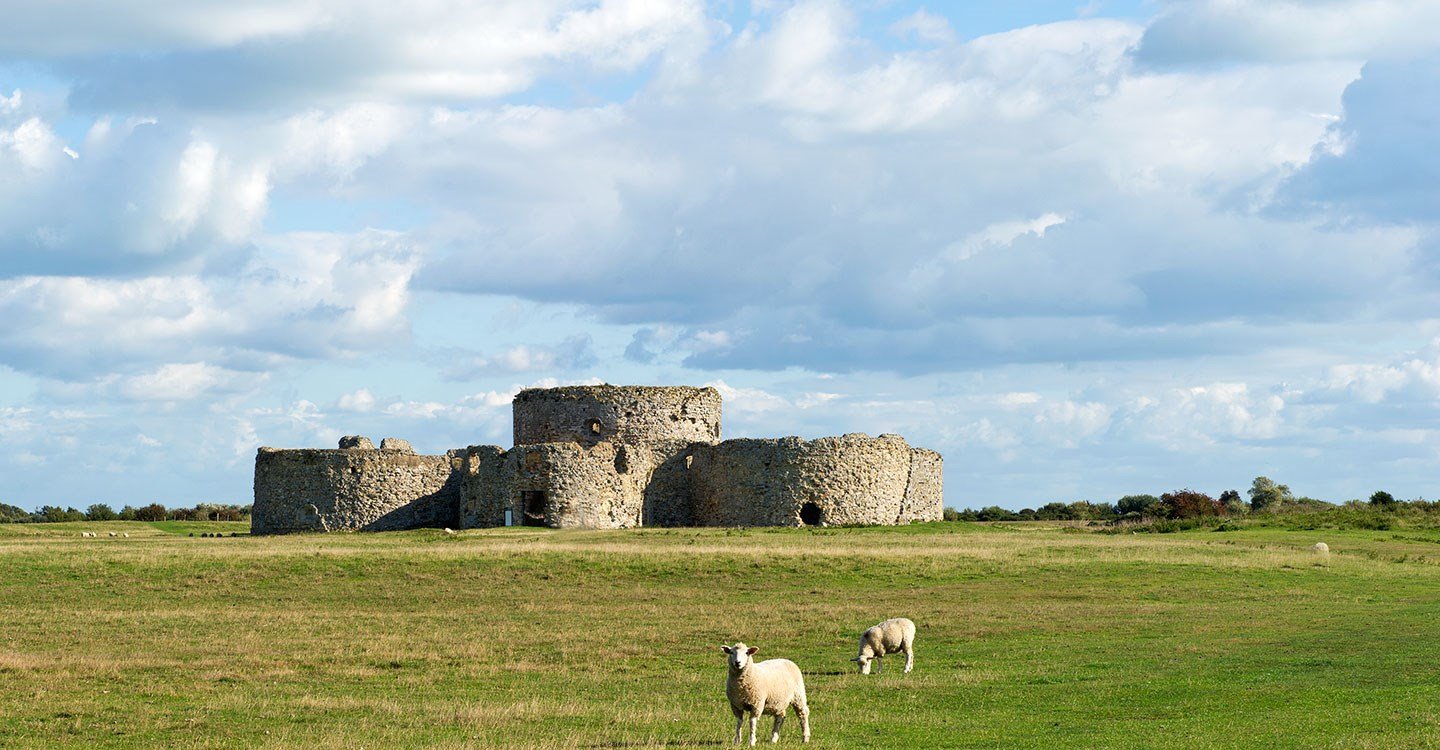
[252, 385, 942, 533]
[689, 434, 938, 527]
[251, 447, 459, 533]
[379, 437, 414, 453]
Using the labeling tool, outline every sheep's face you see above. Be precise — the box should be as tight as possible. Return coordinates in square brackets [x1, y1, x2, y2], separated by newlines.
[853, 645, 876, 674]
[721, 643, 758, 671]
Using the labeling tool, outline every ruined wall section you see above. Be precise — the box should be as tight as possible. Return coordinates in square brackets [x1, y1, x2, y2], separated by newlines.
[457, 441, 658, 529]
[456, 445, 508, 528]
[902, 448, 944, 523]
[513, 385, 721, 448]
[510, 385, 721, 527]
[690, 434, 931, 527]
[252, 442, 460, 534]
[640, 438, 704, 527]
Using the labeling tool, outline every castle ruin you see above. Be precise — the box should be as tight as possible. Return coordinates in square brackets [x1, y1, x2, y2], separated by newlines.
[251, 385, 943, 533]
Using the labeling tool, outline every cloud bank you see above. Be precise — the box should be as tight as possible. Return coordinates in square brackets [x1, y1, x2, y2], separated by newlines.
[1, 0, 1438, 509]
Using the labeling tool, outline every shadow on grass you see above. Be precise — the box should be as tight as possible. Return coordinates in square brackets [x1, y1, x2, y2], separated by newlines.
[581, 737, 725, 742]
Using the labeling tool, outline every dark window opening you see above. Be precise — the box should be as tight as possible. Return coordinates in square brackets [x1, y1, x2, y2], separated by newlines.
[799, 502, 823, 526]
[521, 491, 547, 527]
[585, 418, 602, 436]
[614, 446, 630, 474]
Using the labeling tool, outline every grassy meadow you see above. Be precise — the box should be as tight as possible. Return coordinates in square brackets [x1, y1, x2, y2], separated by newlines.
[1, 520, 1438, 748]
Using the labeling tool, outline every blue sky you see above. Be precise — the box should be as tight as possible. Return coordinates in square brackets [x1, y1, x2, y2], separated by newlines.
[1, 0, 1438, 510]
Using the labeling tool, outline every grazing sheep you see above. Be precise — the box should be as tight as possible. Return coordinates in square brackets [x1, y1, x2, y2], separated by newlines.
[853, 617, 916, 675]
[721, 642, 810, 745]
[80, 532, 93, 538]
[108, 532, 117, 537]
[122, 533, 129, 538]
[1312, 542, 1330, 554]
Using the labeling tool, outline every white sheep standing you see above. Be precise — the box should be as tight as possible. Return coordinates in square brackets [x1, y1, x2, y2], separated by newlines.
[1312, 542, 1329, 554]
[852, 617, 916, 675]
[721, 642, 810, 745]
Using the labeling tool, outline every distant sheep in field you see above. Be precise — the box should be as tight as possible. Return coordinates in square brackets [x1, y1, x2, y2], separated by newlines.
[80, 532, 93, 538]
[108, 532, 117, 537]
[1312, 542, 1329, 554]
[853, 617, 916, 675]
[122, 533, 129, 538]
[721, 642, 810, 745]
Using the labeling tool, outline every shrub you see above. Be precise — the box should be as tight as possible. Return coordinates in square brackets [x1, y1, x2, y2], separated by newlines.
[1116, 494, 1160, 516]
[1160, 489, 1226, 519]
[167, 506, 201, 521]
[1370, 491, 1397, 508]
[1033, 502, 1075, 520]
[975, 506, 1021, 521]
[1248, 476, 1293, 512]
[86, 503, 118, 521]
[134, 503, 168, 522]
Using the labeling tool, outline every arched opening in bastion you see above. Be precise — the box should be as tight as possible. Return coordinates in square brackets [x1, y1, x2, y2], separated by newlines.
[521, 490, 547, 527]
[799, 502, 823, 526]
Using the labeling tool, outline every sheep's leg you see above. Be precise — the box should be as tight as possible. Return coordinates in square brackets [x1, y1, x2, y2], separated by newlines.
[795, 696, 811, 743]
[749, 713, 760, 747]
[904, 638, 915, 674]
[733, 708, 745, 745]
[771, 713, 784, 743]
[875, 655, 883, 674]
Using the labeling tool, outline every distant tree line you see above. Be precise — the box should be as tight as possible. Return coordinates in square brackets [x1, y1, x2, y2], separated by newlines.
[944, 476, 1436, 524]
[0, 502, 251, 524]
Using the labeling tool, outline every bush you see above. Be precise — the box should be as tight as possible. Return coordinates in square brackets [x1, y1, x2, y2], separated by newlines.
[86, 503, 118, 521]
[36, 505, 85, 523]
[1116, 494, 1160, 516]
[194, 504, 248, 522]
[1248, 476, 1293, 512]
[1160, 489, 1226, 519]
[134, 503, 168, 522]
[166, 506, 201, 521]
[1370, 491, 1397, 508]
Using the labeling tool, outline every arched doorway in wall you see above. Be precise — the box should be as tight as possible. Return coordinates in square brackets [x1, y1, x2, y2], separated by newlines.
[521, 491, 547, 527]
[799, 501, 823, 527]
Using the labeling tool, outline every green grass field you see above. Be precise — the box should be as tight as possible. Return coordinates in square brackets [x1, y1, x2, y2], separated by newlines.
[1, 521, 1437, 748]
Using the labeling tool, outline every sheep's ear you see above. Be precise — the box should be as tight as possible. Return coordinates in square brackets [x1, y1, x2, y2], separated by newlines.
[745, 647, 758, 655]
[720, 646, 733, 654]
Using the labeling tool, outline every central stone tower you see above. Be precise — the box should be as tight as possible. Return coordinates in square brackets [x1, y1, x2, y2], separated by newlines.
[512, 385, 721, 447]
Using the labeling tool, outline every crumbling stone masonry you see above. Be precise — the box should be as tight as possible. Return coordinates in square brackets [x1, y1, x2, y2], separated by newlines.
[251, 446, 460, 533]
[251, 384, 942, 533]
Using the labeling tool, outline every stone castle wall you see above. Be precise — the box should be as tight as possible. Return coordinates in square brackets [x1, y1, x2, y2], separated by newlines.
[689, 434, 941, 527]
[457, 442, 656, 529]
[513, 385, 721, 447]
[902, 448, 945, 524]
[252, 385, 944, 533]
[251, 444, 460, 534]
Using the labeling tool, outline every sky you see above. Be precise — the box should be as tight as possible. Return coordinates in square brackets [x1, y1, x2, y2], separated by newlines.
[1, 0, 1438, 511]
